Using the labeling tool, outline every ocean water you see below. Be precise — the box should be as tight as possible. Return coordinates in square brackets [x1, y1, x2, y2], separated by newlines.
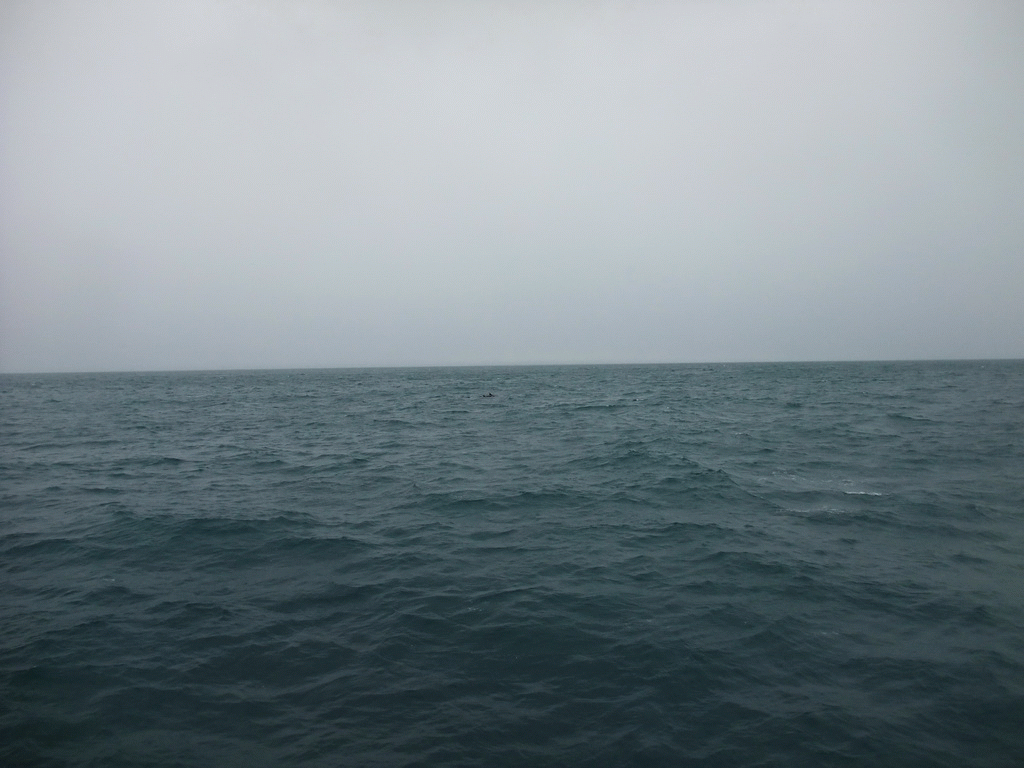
[2, 361, 1023, 767]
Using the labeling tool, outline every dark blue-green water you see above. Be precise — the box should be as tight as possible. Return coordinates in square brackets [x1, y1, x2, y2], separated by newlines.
[2, 361, 1023, 767]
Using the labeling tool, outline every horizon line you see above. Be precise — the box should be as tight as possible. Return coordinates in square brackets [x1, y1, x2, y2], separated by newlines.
[2, 356, 1021, 376]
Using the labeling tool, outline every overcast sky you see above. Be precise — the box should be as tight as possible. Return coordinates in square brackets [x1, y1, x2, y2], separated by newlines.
[2, 0, 1022, 372]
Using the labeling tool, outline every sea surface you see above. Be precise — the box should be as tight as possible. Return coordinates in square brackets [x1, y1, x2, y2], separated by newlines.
[2, 361, 1023, 767]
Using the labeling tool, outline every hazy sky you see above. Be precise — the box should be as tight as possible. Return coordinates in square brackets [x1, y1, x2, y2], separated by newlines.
[2, 0, 1022, 372]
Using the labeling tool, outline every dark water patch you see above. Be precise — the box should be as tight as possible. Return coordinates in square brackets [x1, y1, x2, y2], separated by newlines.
[2, 362, 1024, 767]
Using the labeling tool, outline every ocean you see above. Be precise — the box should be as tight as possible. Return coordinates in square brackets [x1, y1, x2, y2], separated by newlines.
[2, 361, 1023, 767]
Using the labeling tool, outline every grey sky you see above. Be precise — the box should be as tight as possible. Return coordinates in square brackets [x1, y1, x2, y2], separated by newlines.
[2, 0, 1022, 372]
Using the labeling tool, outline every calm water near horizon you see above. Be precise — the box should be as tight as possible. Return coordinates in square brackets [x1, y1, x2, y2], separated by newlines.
[2, 361, 1023, 766]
